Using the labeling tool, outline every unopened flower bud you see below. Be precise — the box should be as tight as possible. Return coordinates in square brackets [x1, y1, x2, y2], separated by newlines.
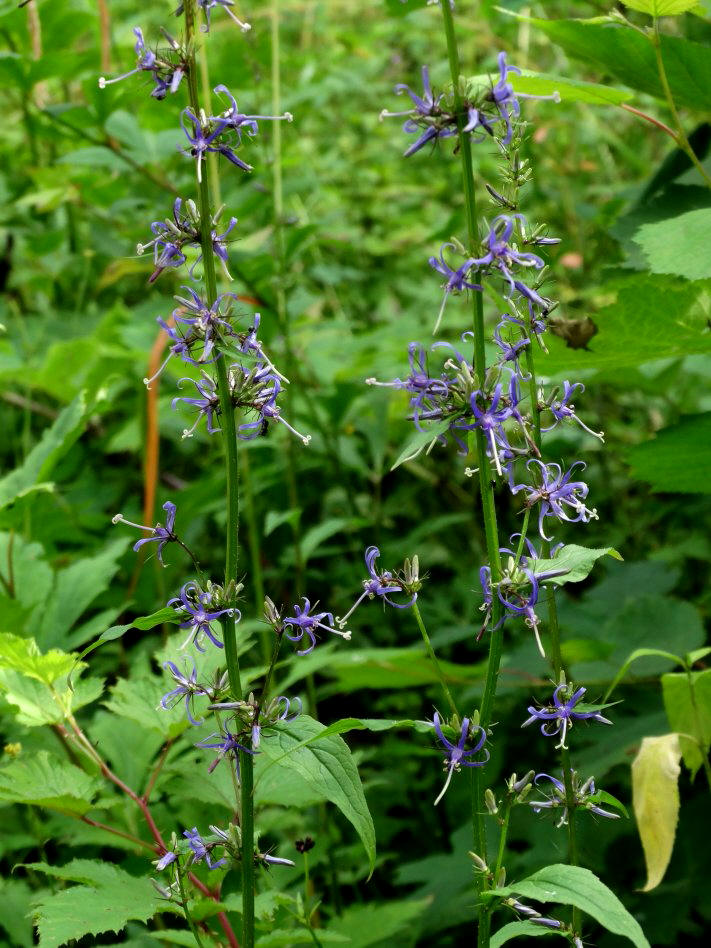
[468, 851, 488, 872]
[485, 788, 498, 815]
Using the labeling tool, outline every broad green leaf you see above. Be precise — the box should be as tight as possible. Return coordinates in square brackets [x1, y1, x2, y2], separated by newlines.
[631, 734, 682, 891]
[468, 70, 633, 106]
[255, 930, 349, 946]
[300, 516, 367, 562]
[491, 921, 565, 946]
[0, 633, 75, 684]
[606, 647, 684, 699]
[486, 864, 650, 947]
[529, 544, 621, 585]
[259, 714, 376, 875]
[505, 13, 711, 111]
[390, 419, 451, 470]
[30, 538, 128, 649]
[537, 275, 711, 374]
[27, 859, 161, 948]
[0, 533, 53, 613]
[661, 669, 711, 774]
[0, 392, 89, 511]
[103, 676, 190, 739]
[0, 877, 34, 947]
[687, 646, 711, 665]
[322, 647, 485, 691]
[628, 414, 711, 494]
[623, 0, 698, 14]
[0, 752, 101, 815]
[327, 899, 431, 948]
[0, 667, 103, 727]
[633, 209, 711, 280]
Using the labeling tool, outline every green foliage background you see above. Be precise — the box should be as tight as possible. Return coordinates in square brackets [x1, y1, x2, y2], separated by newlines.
[0, 0, 710, 945]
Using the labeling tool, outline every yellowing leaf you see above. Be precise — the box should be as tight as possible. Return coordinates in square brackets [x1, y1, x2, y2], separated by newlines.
[631, 734, 681, 891]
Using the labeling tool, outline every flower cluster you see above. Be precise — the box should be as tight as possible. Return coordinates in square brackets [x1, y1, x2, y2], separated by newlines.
[431, 712, 489, 805]
[529, 771, 621, 827]
[380, 54, 559, 158]
[99, 28, 185, 99]
[522, 681, 613, 749]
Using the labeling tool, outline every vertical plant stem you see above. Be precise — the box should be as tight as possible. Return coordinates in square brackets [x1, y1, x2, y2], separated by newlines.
[412, 601, 458, 716]
[439, 7, 505, 945]
[493, 801, 511, 879]
[183, 4, 253, 945]
[177, 861, 207, 948]
[523, 302, 580, 931]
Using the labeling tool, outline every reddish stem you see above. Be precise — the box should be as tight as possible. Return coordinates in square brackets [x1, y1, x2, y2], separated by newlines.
[621, 103, 677, 141]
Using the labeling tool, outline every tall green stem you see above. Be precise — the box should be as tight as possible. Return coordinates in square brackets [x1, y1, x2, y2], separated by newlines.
[184, 4, 253, 945]
[412, 602, 458, 716]
[439, 7, 504, 946]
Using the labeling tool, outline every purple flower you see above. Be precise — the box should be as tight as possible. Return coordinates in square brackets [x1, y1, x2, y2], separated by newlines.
[542, 380, 604, 441]
[172, 372, 221, 438]
[213, 85, 293, 140]
[196, 730, 255, 773]
[181, 108, 246, 182]
[511, 459, 598, 541]
[366, 343, 453, 431]
[493, 320, 530, 375]
[530, 772, 620, 827]
[258, 852, 296, 868]
[487, 52, 560, 145]
[283, 598, 351, 656]
[428, 243, 482, 333]
[522, 683, 613, 748]
[112, 501, 177, 565]
[98, 27, 184, 99]
[471, 214, 546, 301]
[155, 850, 177, 871]
[160, 658, 208, 726]
[195, 0, 251, 33]
[431, 712, 489, 805]
[168, 581, 238, 652]
[253, 695, 302, 748]
[336, 545, 417, 627]
[234, 365, 311, 445]
[183, 827, 228, 868]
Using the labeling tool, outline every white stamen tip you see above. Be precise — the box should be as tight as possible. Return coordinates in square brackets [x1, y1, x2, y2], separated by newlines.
[378, 109, 388, 122]
[464, 467, 478, 478]
[182, 429, 193, 439]
[241, 22, 252, 32]
[98, 77, 107, 89]
[136, 244, 145, 255]
[301, 435, 312, 445]
[111, 514, 123, 524]
[365, 377, 376, 385]
[552, 91, 561, 103]
[284, 112, 293, 122]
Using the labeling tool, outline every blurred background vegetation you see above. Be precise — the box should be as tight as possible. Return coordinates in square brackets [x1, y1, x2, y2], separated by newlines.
[0, 0, 710, 945]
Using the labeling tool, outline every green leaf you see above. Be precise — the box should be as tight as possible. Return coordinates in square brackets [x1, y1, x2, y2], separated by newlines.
[73, 607, 179, 669]
[512, 72, 633, 106]
[0, 392, 89, 511]
[491, 921, 565, 946]
[661, 669, 711, 774]
[27, 859, 161, 948]
[0, 752, 101, 815]
[390, 419, 452, 470]
[606, 647, 684, 699]
[327, 899, 431, 948]
[628, 414, 711, 494]
[529, 544, 622, 585]
[322, 647, 485, 691]
[623, 0, 699, 14]
[103, 676, 190, 739]
[537, 275, 711, 375]
[631, 734, 682, 891]
[486, 864, 650, 947]
[633, 209, 711, 280]
[300, 516, 367, 563]
[0, 633, 75, 684]
[259, 714, 376, 875]
[505, 13, 711, 111]
[587, 788, 630, 818]
[255, 930, 349, 946]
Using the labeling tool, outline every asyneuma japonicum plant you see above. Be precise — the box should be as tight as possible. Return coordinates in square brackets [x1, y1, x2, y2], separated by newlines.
[369, 3, 644, 947]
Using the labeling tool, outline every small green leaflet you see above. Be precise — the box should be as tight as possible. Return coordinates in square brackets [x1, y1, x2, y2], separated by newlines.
[491, 921, 566, 946]
[0, 752, 102, 816]
[623, 0, 698, 15]
[467, 70, 633, 106]
[485, 864, 650, 947]
[390, 419, 451, 470]
[528, 544, 622, 585]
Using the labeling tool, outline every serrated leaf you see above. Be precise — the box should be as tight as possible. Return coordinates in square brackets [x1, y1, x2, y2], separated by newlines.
[623, 0, 698, 14]
[0, 633, 75, 684]
[73, 606, 179, 671]
[103, 676, 190, 739]
[633, 209, 711, 280]
[390, 419, 451, 470]
[0, 752, 101, 815]
[0, 392, 89, 511]
[28, 860, 161, 948]
[529, 544, 622, 585]
[631, 734, 681, 891]
[661, 669, 711, 774]
[486, 864, 649, 947]
[31, 538, 128, 649]
[259, 714, 376, 875]
[628, 414, 711, 495]
[327, 898, 431, 948]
